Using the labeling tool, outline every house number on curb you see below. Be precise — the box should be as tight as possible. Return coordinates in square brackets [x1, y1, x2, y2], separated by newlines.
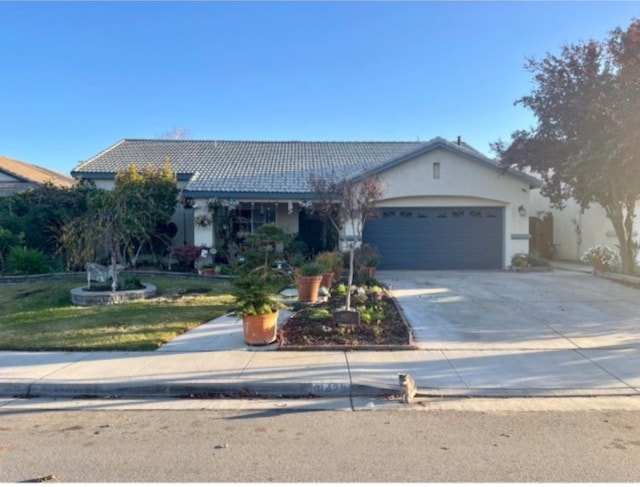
[311, 383, 350, 394]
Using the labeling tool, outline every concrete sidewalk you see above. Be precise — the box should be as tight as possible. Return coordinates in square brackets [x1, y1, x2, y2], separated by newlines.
[2, 264, 640, 401]
[2, 316, 640, 400]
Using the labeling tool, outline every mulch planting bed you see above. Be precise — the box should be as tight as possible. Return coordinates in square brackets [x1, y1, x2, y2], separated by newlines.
[278, 292, 414, 350]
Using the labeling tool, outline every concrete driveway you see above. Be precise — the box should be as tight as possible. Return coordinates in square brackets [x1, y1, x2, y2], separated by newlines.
[377, 268, 640, 351]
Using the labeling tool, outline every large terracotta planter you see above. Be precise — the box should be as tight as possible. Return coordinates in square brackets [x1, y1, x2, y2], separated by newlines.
[297, 275, 323, 302]
[321, 272, 334, 289]
[242, 310, 279, 345]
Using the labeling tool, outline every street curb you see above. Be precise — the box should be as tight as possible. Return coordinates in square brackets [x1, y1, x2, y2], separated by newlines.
[3, 381, 354, 400]
[4, 381, 639, 401]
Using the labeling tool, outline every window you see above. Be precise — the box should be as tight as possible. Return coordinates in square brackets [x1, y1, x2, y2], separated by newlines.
[433, 162, 441, 179]
[235, 202, 276, 234]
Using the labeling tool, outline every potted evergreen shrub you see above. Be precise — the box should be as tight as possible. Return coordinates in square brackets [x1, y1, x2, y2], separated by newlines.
[297, 262, 324, 302]
[232, 265, 284, 345]
[314, 251, 339, 288]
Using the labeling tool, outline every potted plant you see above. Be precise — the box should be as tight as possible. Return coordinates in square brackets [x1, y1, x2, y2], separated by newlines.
[356, 244, 380, 278]
[232, 265, 284, 345]
[288, 252, 307, 282]
[314, 251, 339, 288]
[194, 214, 212, 227]
[297, 262, 324, 302]
[581, 245, 619, 275]
[201, 264, 219, 276]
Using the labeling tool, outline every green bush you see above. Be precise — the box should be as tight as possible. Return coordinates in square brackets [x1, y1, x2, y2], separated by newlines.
[6, 246, 50, 275]
[120, 276, 143, 290]
[511, 253, 549, 268]
[334, 283, 348, 296]
[300, 262, 324, 276]
[303, 308, 332, 320]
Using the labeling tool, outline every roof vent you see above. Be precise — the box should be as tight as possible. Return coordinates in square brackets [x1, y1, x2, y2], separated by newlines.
[457, 136, 461, 146]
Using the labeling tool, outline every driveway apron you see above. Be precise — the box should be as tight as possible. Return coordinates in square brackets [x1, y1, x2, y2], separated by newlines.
[375, 269, 640, 395]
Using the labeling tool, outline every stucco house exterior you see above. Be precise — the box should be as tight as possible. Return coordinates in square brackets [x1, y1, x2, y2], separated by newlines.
[0, 155, 74, 196]
[529, 190, 640, 264]
[71, 137, 540, 270]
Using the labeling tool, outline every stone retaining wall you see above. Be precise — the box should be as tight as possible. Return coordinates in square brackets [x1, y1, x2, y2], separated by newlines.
[70, 283, 157, 306]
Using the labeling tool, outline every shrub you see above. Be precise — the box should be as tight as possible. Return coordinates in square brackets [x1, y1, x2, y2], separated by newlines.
[314, 251, 343, 272]
[0, 227, 25, 272]
[334, 283, 348, 296]
[300, 262, 324, 276]
[581, 245, 620, 271]
[355, 244, 380, 267]
[172, 245, 204, 271]
[511, 253, 549, 268]
[285, 237, 308, 260]
[6, 246, 50, 275]
[304, 308, 332, 320]
[120, 276, 143, 290]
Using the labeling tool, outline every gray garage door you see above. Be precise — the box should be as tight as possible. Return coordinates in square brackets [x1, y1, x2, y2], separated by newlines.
[363, 207, 504, 270]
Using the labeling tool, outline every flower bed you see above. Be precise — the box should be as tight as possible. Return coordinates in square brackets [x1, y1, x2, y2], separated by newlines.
[278, 284, 414, 350]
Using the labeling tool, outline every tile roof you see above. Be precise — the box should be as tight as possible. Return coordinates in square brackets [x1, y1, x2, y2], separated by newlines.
[0, 155, 74, 190]
[72, 137, 539, 197]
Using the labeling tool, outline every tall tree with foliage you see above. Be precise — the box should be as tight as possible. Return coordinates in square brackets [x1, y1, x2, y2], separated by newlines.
[309, 173, 383, 310]
[59, 163, 179, 284]
[492, 19, 640, 274]
[113, 163, 179, 265]
[0, 182, 93, 258]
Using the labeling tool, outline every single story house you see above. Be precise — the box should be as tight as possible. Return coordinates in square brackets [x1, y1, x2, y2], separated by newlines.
[71, 137, 540, 270]
[0, 155, 74, 196]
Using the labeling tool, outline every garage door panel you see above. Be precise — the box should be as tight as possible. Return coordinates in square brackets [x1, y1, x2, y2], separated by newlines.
[363, 207, 503, 270]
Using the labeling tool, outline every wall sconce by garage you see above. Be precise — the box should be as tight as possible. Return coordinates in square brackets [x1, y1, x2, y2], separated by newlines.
[518, 205, 527, 217]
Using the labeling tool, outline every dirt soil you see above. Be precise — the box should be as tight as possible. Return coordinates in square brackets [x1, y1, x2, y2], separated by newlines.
[278, 294, 413, 349]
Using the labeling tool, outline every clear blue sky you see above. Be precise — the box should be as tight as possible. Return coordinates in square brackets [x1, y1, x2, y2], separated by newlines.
[1, 1, 639, 176]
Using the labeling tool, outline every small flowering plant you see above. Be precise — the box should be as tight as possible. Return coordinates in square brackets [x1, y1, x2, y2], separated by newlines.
[581, 245, 619, 271]
[194, 214, 213, 227]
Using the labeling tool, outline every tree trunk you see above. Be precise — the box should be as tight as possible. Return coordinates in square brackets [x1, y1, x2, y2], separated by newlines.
[605, 201, 637, 275]
[346, 246, 355, 310]
[111, 241, 118, 292]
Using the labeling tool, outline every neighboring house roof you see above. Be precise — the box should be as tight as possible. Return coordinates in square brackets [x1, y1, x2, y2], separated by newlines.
[0, 155, 75, 196]
[71, 137, 540, 199]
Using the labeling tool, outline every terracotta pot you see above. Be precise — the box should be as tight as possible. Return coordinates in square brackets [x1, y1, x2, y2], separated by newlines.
[321, 272, 334, 288]
[592, 258, 609, 274]
[202, 267, 216, 276]
[332, 268, 343, 282]
[297, 275, 323, 302]
[360, 266, 376, 278]
[242, 310, 279, 345]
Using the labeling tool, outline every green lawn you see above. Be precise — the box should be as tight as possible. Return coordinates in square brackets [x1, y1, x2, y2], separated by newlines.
[0, 275, 235, 351]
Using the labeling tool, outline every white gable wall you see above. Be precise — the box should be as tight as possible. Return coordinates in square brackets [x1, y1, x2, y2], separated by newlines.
[370, 148, 532, 268]
[530, 189, 640, 262]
